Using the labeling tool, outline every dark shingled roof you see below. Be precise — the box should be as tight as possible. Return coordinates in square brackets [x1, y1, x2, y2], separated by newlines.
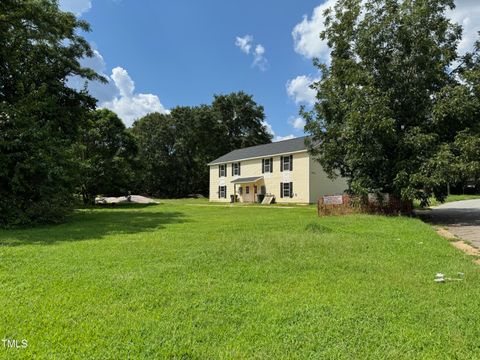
[209, 136, 308, 165]
[230, 176, 264, 184]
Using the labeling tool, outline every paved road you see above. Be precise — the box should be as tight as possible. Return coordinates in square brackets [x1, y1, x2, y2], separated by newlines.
[417, 199, 480, 248]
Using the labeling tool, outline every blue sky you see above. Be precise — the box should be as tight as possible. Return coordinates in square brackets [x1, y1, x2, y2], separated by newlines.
[60, 0, 480, 140]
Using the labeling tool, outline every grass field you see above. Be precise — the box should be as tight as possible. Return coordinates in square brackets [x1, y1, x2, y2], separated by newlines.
[431, 194, 480, 206]
[415, 194, 480, 208]
[1, 200, 480, 359]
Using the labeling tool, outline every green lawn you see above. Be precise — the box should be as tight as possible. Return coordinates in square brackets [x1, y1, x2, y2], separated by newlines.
[431, 194, 480, 206]
[1, 200, 480, 359]
[415, 194, 480, 209]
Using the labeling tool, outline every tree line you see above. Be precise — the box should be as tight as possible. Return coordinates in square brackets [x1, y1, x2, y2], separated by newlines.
[80, 93, 271, 204]
[304, 0, 480, 207]
[0, 0, 271, 226]
[3, 0, 480, 226]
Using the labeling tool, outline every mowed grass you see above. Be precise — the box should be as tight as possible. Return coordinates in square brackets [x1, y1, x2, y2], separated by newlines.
[415, 194, 480, 208]
[432, 194, 480, 206]
[1, 200, 480, 359]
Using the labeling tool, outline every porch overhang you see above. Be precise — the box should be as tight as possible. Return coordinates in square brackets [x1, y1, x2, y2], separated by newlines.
[230, 176, 263, 184]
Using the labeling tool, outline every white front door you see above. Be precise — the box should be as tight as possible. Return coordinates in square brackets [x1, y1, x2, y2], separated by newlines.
[244, 184, 253, 203]
[239, 184, 257, 203]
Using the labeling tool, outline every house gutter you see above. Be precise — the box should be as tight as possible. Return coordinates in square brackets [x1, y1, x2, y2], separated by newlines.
[208, 149, 309, 166]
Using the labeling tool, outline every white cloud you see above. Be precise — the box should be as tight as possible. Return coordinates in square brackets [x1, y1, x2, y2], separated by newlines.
[235, 35, 268, 71]
[293, 0, 480, 61]
[100, 67, 168, 127]
[235, 35, 253, 54]
[274, 134, 296, 142]
[289, 117, 306, 131]
[292, 0, 336, 60]
[447, 0, 480, 55]
[59, 0, 92, 16]
[262, 121, 275, 137]
[67, 50, 168, 127]
[286, 75, 318, 105]
[67, 49, 118, 103]
[263, 121, 297, 142]
[253, 44, 268, 71]
[110, 67, 134, 97]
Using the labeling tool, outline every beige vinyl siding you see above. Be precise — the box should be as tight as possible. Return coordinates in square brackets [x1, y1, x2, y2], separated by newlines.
[209, 164, 233, 203]
[308, 156, 348, 203]
[209, 151, 311, 203]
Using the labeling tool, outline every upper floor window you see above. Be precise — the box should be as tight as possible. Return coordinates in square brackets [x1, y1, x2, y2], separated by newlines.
[218, 164, 226, 177]
[262, 158, 273, 173]
[281, 155, 293, 171]
[232, 162, 241, 176]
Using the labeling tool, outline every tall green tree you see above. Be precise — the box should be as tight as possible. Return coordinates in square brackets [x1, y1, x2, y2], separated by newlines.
[212, 92, 272, 154]
[131, 112, 180, 197]
[0, 0, 102, 225]
[304, 0, 480, 205]
[449, 45, 480, 190]
[132, 92, 272, 198]
[76, 109, 138, 205]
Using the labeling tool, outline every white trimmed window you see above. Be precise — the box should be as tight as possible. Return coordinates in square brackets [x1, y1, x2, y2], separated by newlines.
[262, 158, 273, 173]
[219, 164, 226, 177]
[280, 182, 293, 198]
[218, 186, 227, 198]
[232, 162, 241, 176]
[281, 155, 293, 171]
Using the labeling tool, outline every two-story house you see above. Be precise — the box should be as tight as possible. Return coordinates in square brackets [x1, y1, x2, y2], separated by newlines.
[208, 137, 347, 204]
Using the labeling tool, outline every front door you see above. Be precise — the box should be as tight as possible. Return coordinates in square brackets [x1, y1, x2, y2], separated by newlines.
[242, 184, 256, 203]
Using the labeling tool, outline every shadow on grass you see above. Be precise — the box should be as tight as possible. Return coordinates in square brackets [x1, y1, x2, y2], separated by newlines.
[76, 203, 162, 210]
[0, 207, 187, 247]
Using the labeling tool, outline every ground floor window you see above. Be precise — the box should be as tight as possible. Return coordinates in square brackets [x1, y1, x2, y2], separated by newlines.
[281, 182, 293, 198]
[246, 186, 250, 194]
[218, 186, 227, 198]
